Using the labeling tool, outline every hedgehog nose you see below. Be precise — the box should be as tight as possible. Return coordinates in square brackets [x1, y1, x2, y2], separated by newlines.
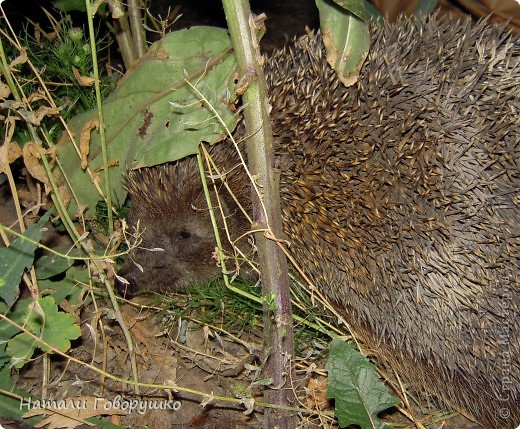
[115, 272, 138, 298]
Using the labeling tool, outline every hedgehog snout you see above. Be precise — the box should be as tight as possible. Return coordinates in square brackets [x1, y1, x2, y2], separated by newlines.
[115, 267, 139, 298]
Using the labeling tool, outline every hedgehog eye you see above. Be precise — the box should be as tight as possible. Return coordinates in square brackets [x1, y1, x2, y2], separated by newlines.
[178, 230, 191, 239]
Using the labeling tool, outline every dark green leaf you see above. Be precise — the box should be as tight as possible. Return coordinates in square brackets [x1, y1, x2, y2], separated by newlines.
[35, 251, 74, 280]
[0, 366, 42, 426]
[51, 0, 87, 12]
[0, 213, 51, 306]
[414, 0, 438, 17]
[6, 333, 37, 368]
[40, 266, 90, 305]
[0, 298, 32, 347]
[5, 299, 45, 369]
[327, 0, 366, 20]
[327, 338, 398, 428]
[316, 0, 371, 87]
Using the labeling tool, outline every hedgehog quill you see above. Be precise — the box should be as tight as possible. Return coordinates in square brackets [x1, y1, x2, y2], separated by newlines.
[118, 15, 519, 428]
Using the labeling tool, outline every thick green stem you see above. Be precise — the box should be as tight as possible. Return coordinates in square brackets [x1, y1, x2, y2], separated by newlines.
[221, 1, 296, 428]
[127, 0, 146, 58]
[107, 3, 136, 69]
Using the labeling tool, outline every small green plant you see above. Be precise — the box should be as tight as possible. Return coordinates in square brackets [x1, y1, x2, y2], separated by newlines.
[159, 277, 331, 360]
[0, 14, 114, 151]
[161, 278, 264, 332]
[20, 15, 114, 116]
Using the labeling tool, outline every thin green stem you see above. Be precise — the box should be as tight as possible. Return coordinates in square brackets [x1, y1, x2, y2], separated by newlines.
[85, 0, 114, 235]
[197, 150, 230, 277]
[0, 37, 20, 100]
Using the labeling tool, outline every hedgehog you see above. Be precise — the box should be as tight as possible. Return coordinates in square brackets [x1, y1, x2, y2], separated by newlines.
[118, 15, 520, 428]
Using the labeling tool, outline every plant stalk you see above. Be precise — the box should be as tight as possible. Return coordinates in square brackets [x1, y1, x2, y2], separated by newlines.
[106, 3, 136, 69]
[221, 1, 296, 428]
[127, 0, 146, 58]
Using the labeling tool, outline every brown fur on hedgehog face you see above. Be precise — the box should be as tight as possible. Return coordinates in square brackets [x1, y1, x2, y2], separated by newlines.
[118, 190, 219, 295]
[117, 153, 251, 296]
[118, 164, 215, 295]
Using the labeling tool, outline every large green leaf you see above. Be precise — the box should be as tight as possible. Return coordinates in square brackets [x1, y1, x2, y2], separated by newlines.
[327, 338, 398, 428]
[6, 296, 81, 368]
[316, 0, 371, 87]
[0, 213, 51, 306]
[56, 26, 239, 218]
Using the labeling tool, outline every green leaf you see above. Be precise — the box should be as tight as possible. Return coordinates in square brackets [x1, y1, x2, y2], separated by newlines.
[327, 338, 398, 429]
[0, 298, 33, 358]
[34, 296, 81, 353]
[56, 26, 239, 218]
[6, 333, 38, 368]
[51, 0, 107, 14]
[0, 366, 42, 426]
[40, 266, 90, 306]
[0, 213, 51, 306]
[414, 0, 438, 17]
[0, 300, 23, 349]
[327, 0, 366, 20]
[35, 251, 74, 280]
[5, 299, 46, 368]
[316, 0, 371, 87]
[6, 297, 81, 368]
[51, 0, 87, 11]
[0, 340, 9, 369]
